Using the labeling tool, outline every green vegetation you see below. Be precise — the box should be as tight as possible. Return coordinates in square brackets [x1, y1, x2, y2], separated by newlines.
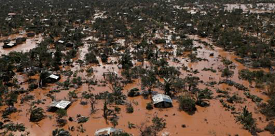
[236, 106, 256, 133]
[30, 107, 45, 122]
[178, 95, 197, 114]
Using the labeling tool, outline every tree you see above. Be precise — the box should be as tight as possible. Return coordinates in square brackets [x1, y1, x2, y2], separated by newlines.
[120, 49, 133, 69]
[185, 76, 199, 92]
[237, 106, 256, 133]
[90, 95, 97, 114]
[222, 67, 234, 78]
[39, 71, 49, 87]
[141, 70, 157, 93]
[103, 100, 116, 124]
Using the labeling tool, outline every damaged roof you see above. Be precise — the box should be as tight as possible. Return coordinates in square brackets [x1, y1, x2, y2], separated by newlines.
[94, 127, 122, 136]
[50, 100, 71, 109]
[152, 94, 172, 105]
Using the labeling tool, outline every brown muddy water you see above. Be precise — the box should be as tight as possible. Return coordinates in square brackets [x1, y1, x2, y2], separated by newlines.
[0, 29, 272, 136]
[0, 34, 43, 55]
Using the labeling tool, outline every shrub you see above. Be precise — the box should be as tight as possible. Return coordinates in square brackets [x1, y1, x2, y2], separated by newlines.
[30, 107, 45, 122]
[56, 118, 67, 127]
[2, 106, 17, 118]
[222, 67, 234, 78]
[77, 116, 89, 123]
[127, 88, 140, 97]
[146, 103, 153, 110]
[265, 121, 275, 134]
[52, 128, 71, 136]
[56, 109, 67, 118]
[126, 104, 134, 113]
[28, 83, 38, 91]
[178, 95, 196, 114]
[152, 116, 166, 131]
[3, 123, 25, 132]
[237, 106, 256, 131]
[261, 96, 275, 119]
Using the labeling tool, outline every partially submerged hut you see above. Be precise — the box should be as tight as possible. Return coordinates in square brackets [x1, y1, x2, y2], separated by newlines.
[3, 42, 16, 48]
[152, 94, 173, 108]
[46, 74, 61, 83]
[49, 100, 71, 111]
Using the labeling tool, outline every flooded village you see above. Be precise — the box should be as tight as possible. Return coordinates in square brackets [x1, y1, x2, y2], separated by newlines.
[0, 0, 275, 136]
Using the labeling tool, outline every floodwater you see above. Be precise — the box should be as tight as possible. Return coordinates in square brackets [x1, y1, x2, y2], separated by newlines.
[224, 3, 275, 13]
[0, 26, 273, 136]
[0, 34, 43, 55]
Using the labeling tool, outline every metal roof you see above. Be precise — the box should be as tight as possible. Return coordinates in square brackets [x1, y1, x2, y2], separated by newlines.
[49, 74, 59, 80]
[50, 100, 71, 109]
[6, 43, 15, 47]
[58, 40, 65, 44]
[94, 127, 122, 136]
[152, 94, 172, 105]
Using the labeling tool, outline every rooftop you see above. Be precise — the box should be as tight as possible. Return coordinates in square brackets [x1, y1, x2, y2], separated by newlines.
[49, 74, 60, 80]
[94, 127, 122, 136]
[50, 100, 71, 109]
[152, 94, 172, 105]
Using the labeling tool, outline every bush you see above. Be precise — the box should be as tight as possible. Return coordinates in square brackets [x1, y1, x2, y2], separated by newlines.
[222, 67, 234, 78]
[30, 107, 45, 122]
[127, 88, 140, 97]
[52, 128, 71, 136]
[56, 118, 67, 127]
[126, 104, 134, 113]
[77, 116, 89, 123]
[265, 121, 275, 134]
[237, 106, 256, 131]
[261, 96, 275, 118]
[56, 109, 67, 118]
[2, 106, 17, 118]
[28, 83, 38, 91]
[178, 95, 196, 114]
[3, 123, 25, 132]
[146, 103, 153, 110]
[152, 116, 166, 131]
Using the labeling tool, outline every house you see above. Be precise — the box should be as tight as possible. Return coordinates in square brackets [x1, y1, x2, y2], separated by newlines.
[58, 40, 65, 44]
[46, 74, 61, 83]
[8, 13, 16, 16]
[3, 41, 16, 48]
[49, 100, 71, 110]
[152, 94, 173, 108]
[27, 33, 35, 37]
[94, 127, 123, 136]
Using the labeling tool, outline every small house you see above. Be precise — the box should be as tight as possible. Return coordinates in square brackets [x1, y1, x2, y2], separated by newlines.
[49, 100, 71, 111]
[58, 40, 65, 44]
[3, 41, 16, 48]
[94, 127, 123, 136]
[152, 94, 173, 108]
[8, 13, 16, 16]
[46, 74, 61, 83]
